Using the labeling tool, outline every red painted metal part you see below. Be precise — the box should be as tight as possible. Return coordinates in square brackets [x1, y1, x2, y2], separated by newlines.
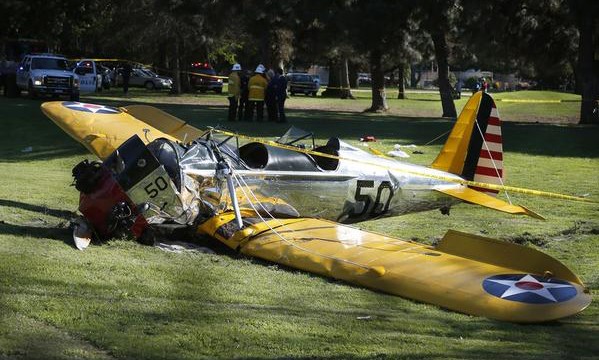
[78, 170, 147, 238]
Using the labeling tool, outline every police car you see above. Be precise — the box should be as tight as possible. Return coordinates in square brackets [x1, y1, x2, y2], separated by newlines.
[73, 59, 103, 93]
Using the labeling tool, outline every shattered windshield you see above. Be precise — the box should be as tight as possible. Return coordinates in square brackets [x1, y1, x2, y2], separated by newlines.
[276, 126, 314, 148]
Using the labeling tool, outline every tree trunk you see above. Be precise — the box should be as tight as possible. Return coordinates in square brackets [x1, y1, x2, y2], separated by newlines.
[321, 60, 342, 98]
[575, 4, 597, 124]
[260, 30, 271, 66]
[171, 40, 182, 95]
[411, 64, 422, 88]
[367, 49, 388, 112]
[349, 61, 358, 88]
[397, 62, 406, 99]
[340, 57, 355, 99]
[431, 29, 457, 118]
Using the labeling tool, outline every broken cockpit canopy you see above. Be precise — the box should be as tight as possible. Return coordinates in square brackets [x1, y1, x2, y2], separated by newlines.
[276, 125, 315, 148]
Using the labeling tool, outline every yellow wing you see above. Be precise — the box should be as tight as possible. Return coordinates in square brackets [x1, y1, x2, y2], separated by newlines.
[41, 101, 204, 159]
[197, 212, 590, 323]
[41, 101, 178, 159]
[123, 105, 204, 142]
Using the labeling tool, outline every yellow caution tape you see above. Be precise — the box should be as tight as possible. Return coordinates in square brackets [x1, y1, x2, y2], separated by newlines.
[291, 83, 319, 88]
[73, 58, 123, 62]
[210, 128, 596, 204]
[321, 86, 352, 90]
[185, 71, 228, 80]
[69, 57, 229, 80]
[322, 86, 384, 91]
[495, 99, 562, 104]
[69, 58, 154, 68]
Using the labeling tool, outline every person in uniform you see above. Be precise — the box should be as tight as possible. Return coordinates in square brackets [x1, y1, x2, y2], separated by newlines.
[246, 64, 267, 121]
[227, 63, 242, 121]
[273, 68, 288, 123]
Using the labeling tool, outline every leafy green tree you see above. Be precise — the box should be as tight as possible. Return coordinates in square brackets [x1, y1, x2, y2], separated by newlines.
[460, 0, 577, 87]
[568, 0, 598, 124]
[341, 0, 417, 112]
[1, 0, 111, 56]
[394, 20, 432, 98]
[238, 0, 300, 69]
[100, 0, 233, 93]
[417, 0, 460, 118]
[460, 0, 597, 123]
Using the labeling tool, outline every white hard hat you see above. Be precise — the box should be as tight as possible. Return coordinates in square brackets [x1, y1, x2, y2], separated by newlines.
[232, 63, 241, 71]
[255, 64, 265, 74]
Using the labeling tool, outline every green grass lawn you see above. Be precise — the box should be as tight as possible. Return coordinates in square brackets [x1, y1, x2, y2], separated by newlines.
[0, 90, 597, 360]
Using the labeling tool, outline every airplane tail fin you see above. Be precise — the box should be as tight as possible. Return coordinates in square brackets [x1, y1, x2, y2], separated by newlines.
[431, 92, 503, 196]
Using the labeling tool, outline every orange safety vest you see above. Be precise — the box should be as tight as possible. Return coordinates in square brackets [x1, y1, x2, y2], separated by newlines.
[228, 71, 240, 97]
[248, 74, 267, 101]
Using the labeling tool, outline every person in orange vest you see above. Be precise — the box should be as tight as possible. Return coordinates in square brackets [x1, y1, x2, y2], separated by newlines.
[227, 63, 241, 121]
[245, 64, 268, 121]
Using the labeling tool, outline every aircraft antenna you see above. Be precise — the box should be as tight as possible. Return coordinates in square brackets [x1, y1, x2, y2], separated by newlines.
[422, 129, 451, 146]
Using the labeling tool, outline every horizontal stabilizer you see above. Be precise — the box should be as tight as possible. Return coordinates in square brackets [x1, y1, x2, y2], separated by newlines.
[435, 186, 544, 219]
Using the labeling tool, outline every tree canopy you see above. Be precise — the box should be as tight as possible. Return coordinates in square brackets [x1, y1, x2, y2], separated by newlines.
[1, 0, 597, 122]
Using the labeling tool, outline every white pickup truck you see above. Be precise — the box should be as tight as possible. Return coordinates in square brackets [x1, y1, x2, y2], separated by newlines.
[16, 53, 80, 100]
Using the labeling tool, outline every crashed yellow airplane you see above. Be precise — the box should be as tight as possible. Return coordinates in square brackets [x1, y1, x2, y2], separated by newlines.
[42, 92, 591, 322]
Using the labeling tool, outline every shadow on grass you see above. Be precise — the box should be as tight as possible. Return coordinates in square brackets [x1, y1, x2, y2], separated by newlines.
[0, 222, 71, 244]
[0, 198, 76, 247]
[0, 199, 76, 219]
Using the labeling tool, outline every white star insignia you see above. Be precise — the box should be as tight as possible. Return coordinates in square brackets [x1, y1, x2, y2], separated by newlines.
[487, 274, 572, 302]
[66, 102, 119, 114]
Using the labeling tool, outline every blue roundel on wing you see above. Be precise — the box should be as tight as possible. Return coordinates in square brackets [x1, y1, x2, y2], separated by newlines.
[62, 102, 120, 114]
[482, 274, 577, 304]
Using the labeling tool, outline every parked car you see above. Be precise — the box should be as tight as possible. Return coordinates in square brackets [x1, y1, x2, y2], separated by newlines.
[16, 53, 80, 100]
[357, 72, 371, 86]
[287, 72, 319, 96]
[116, 68, 173, 90]
[189, 62, 223, 93]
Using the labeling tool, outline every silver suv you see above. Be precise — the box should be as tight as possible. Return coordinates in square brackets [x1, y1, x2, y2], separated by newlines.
[16, 54, 80, 100]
